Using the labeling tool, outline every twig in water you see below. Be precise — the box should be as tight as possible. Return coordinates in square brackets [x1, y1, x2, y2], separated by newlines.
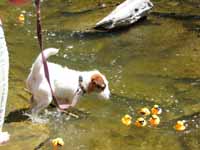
[34, 137, 51, 150]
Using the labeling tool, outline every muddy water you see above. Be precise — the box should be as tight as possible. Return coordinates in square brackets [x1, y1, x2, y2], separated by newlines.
[0, 0, 200, 149]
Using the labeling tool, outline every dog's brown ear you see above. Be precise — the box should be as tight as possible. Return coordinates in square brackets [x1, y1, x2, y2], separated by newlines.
[88, 74, 106, 93]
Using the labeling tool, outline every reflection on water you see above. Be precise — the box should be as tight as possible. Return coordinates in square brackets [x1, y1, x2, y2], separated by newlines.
[0, 0, 200, 149]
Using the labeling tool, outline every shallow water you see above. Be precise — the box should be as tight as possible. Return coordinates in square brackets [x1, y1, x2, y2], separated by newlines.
[0, 0, 200, 149]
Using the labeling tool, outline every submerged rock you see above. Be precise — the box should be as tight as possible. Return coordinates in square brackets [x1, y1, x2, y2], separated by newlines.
[95, 0, 153, 30]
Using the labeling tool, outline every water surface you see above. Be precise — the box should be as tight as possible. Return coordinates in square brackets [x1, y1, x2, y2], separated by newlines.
[0, 0, 200, 149]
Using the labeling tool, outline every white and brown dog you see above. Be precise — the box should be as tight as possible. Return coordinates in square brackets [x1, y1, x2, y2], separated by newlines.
[26, 48, 110, 117]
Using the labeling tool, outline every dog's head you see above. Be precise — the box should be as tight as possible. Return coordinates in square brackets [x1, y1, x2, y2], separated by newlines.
[87, 72, 110, 100]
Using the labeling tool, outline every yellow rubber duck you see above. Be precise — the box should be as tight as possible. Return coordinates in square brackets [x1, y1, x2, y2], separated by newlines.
[174, 120, 186, 131]
[139, 107, 151, 116]
[51, 138, 64, 150]
[18, 14, 25, 23]
[134, 117, 147, 127]
[149, 115, 160, 127]
[151, 105, 162, 115]
[121, 114, 132, 126]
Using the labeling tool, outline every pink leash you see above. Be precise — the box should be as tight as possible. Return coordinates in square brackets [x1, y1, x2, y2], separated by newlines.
[35, 0, 85, 110]
[35, 0, 62, 110]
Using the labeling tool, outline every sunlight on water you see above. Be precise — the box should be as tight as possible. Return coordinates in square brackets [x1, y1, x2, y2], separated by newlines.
[0, 0, 200, 149]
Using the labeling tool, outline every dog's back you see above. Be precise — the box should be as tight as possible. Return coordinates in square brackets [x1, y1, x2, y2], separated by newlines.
[26, 48, 59, 91]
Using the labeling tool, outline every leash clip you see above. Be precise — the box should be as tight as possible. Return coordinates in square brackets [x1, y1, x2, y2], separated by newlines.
[78, 75, 86, 95]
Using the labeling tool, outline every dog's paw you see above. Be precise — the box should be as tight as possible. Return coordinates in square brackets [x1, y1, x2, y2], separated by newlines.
[27, 114, 49, 124]
[32, 117, 49, 124]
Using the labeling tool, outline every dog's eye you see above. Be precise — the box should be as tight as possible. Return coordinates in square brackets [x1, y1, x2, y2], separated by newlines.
[96, 84, 106, 90]
[96, 85, 102, 89]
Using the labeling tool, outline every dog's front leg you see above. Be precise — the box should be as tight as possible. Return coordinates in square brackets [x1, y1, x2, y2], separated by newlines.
[70, 91, 82, 107]
[57, 90, 82, 110]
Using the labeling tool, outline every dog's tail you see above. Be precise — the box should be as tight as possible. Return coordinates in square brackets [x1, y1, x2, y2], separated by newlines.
[31, 48, 59, 75]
